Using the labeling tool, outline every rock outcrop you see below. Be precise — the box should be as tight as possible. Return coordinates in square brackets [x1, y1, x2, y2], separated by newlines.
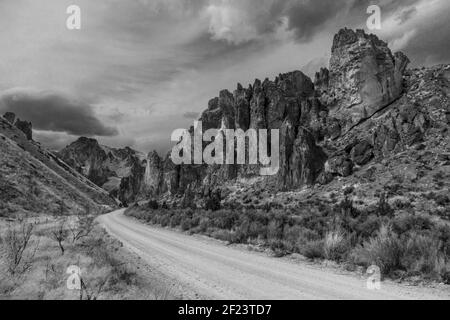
[3, 112, 16, 125]
[320, 28, 409, 131]
[2, 112, 33, 140]
[59, 137, 146, 204]
[133, 28, 414, 203]
[59, 28, 449, 211]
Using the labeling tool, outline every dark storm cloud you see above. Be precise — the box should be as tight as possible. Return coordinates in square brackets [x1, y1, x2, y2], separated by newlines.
[0, 90, 118, 137]
[284, 0, 343, 41]
[400, 3, 450, 66]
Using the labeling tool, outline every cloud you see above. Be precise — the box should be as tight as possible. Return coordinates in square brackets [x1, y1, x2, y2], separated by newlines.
[395, 6, 418, 24]
[285, 0, 343, 41]
[0, 0, 448, 154]
[0, 89, 118, 137]
[183, 111, 200, 120]
[203, 0, 284, 45]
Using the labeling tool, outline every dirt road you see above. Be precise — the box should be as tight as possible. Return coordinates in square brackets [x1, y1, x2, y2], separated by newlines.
[98, 210, 449, 300]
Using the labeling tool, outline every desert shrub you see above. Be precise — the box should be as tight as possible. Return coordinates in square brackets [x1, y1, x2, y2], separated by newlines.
[353, 214, 383, 239]
[401, 233, 444, 277]
[392, 215, 433, 235]
[51, 219, 69, 255]
[269, 239, 287, 257]
[324, 230, 349, 261]
[169, 214, 182, 228]
[300, 240, 325, 260]
[211, 229, 234, 243]
[160, 215, 170, 227]
[147, 200, 159, 210]
[208, 210, 238, 230]
[69, 212, 95, 244]
[376, 193, 394, 217]
[2, 221, 38, 275]
[337, 197, 359, 219]
[247, 221, 267, 240]
[180, 218, 191, 231]
[283, 225, 303, 246]
[205, 190, 221, 211]
[351, 225, 404, 275]
[443, 271, 450, 285]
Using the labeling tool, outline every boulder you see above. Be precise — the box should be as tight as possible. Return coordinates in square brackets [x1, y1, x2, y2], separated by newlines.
[351, 141, 374, 166]
[325, 154, 354, 177]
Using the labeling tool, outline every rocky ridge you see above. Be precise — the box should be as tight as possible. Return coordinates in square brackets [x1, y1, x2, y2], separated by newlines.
[58, 137, 146, 204]
[57, 28, 449, 211]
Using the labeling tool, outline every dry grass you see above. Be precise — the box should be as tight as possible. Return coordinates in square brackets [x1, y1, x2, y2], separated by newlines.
[0, 216, 171, 300]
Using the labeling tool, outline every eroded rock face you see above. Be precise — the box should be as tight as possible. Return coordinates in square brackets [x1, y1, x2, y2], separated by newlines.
[351, 140, 374, 166]
[324, 28, 409, 130]
[59, 137, 146, 203]
[60, 29, 450, 208]
[325, 154, 354, 177]
[14, 119, 32, 140]
[143, 151, 163, 196]
[279, 126, 327, 187]
[3, 112, 16, 125]
[2, 112, 33, 140]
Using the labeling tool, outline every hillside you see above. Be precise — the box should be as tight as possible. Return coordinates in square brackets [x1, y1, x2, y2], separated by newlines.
[0, 114, 117, 217]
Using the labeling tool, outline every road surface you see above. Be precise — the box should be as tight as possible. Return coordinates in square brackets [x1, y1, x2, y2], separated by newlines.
[98, 209, 449, 300]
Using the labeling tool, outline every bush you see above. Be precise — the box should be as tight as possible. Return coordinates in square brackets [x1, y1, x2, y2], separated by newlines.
[205, 190, 221, 211]
[300, 240, 325, 260]
[211, 229, 234, 243]
[324, 230, 349, 261]
[180, 218, 191, 231]
[147, 200, 159, 210]
[352, 225, 404, 275]
[2, 222, 38, 275]
[392, 215, 433, 235]
[402, 233, 444, 277]
[160, 215, 170, 227]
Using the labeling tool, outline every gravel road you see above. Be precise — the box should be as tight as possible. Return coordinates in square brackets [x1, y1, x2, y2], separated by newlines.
[98, 209, 450, 300]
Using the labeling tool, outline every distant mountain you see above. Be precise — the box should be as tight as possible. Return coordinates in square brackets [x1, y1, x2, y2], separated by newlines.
[58, 137, 146, 204]
[0, 113, 117, 217]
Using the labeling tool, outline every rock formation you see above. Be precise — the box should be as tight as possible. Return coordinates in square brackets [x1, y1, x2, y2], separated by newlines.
[59, 137, 146, 203]
[2, 112, 33, 140]
[320, 28, 409, 131]
[59, 28, 449, 210]
[134, 28, 414, 202]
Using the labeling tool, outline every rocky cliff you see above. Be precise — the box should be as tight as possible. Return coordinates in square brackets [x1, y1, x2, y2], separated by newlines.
[59, 28, 449, 212]
[138, 28, 442, 206]
[3, 112, 33, 140]
[59, 137, 146, 204]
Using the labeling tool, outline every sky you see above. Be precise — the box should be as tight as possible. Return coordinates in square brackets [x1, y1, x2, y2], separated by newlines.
[0, 0, 449, 154]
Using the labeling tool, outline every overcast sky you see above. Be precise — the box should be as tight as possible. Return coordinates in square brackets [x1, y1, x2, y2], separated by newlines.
[0, 0, 449, 154]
